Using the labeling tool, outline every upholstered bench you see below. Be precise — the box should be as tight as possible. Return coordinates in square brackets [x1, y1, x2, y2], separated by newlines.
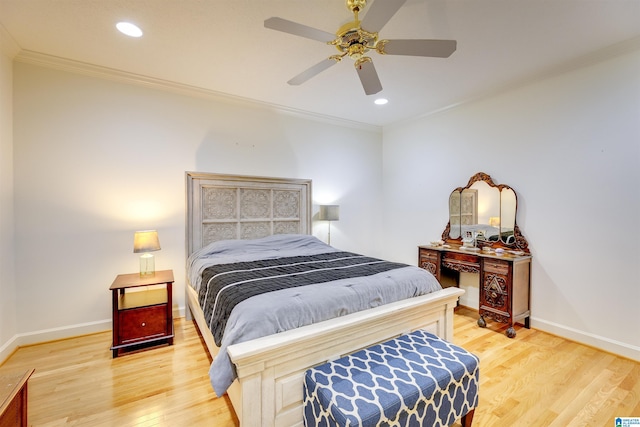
[303, 330, 479, 427]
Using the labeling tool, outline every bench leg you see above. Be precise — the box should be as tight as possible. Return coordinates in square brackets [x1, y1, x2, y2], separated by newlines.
[461, 408, 475, 427]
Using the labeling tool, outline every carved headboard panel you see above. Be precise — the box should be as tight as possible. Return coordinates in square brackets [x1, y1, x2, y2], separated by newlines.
[186, 172, 312, 256]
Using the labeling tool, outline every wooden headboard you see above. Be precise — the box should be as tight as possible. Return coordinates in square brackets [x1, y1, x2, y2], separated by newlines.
[185, 172, 312, 256]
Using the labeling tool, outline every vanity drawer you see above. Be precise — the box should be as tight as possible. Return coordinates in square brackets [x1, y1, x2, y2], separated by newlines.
[480, 272, 510, 314]
[419, 249, 439, 263]
[443, 251, 479, 263]
[418, 248, 442, 279]
[483, 259, 510, 275]
[442, 251, 480, 273]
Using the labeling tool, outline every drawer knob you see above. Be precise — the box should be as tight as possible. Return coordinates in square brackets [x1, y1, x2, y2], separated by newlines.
[141, 322, 146, 327]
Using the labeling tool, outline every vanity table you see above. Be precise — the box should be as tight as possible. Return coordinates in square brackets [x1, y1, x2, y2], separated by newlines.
[419, 244, 531, 337]
[421, 172, 532, 338]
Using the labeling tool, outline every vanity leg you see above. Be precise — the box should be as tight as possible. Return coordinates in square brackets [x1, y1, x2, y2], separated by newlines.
[524, 316, 531, 329]
[477, 316, 486, 328]
[506, 326, 516, 338]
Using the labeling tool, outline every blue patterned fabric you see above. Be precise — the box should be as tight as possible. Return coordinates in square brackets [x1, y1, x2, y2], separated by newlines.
[303, 330, 479, 427]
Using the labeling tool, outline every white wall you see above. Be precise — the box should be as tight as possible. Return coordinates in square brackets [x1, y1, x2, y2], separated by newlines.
[383, 49, 640, 359]
[6, 48, 639, 361]
[0, 29, 18, 360]
[11, 62, 383, 339]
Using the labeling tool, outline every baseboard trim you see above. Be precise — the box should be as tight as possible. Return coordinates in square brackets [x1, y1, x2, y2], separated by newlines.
[454, 306, 639, 362]
[15, 319, 112, 346]
[0, 319, 111, 366]
[0, 307, 187, 365]
[531, 317, 640, 362]
[0, 334, 19, 365]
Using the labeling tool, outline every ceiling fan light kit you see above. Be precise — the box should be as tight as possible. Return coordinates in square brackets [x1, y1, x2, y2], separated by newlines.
[265, 0, 457, 95]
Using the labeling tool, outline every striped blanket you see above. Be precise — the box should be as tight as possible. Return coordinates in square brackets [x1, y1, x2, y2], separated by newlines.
[198, 251, 408, 346]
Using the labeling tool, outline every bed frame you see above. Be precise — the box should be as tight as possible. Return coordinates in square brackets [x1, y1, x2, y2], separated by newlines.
[185, 172, 464, 427]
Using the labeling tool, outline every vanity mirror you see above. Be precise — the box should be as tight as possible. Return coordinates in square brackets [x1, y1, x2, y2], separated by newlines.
[443, 172, 528, 252]
[420, 172, 531, 337]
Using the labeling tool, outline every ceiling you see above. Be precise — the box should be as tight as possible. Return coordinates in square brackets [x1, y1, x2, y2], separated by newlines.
[1, 0, 639, 127]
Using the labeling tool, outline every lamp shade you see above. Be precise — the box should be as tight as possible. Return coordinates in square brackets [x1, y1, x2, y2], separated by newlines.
[318, 205, 339, 221]
[133, 230, 161, 253]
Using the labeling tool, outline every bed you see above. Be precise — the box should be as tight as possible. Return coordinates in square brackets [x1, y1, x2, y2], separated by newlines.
[184, 172, 464, 427]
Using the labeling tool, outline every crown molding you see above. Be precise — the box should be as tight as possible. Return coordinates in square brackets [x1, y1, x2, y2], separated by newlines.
[13, 50, 380, 133]
[0, 23, 20, 58]
[388, 35, 640, 129]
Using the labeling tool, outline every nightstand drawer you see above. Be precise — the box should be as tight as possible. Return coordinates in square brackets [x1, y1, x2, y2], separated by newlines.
[119, 305, 167, 343]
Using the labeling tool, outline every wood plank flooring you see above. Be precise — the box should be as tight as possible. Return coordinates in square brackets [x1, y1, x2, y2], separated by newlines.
[0, 307, 637, 426]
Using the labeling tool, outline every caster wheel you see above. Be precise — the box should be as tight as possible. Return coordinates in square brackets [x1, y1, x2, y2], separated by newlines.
[477, 317, 486, 328]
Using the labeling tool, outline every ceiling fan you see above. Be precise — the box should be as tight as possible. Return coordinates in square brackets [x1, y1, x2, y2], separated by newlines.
[264, 0, 457, 95]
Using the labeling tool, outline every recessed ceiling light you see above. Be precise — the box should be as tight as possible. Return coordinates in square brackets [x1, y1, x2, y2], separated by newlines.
[116, 22, 143, 38]
[374, 98, 388, 105]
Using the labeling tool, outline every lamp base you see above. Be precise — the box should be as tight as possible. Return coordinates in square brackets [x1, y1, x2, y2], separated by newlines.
[139, 253, 155, 276]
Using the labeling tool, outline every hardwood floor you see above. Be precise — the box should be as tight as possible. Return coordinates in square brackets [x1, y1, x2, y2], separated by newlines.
[0, 318, 238, 426]
[1, 308, 638, 426]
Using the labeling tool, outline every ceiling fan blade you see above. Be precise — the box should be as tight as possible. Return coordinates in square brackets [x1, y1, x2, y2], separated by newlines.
[355, 59, 382, 95]
[264, 17, 335, 43]
[380, 39, 457, 58]
[287, 58, 338, 86]
[361, 0, 408, 33]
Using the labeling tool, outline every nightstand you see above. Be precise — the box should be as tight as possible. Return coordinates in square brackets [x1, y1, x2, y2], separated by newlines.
[110, 269, 174, 357]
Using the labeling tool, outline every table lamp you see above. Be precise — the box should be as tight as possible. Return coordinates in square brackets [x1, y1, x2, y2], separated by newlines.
[318, 205, 339, 245]
[133, 230, 161, 276]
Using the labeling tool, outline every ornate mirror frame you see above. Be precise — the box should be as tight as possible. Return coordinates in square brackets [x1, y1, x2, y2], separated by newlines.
[441, 172, 530, 253]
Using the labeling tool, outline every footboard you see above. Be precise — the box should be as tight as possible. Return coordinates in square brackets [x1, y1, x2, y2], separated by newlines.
[227, 286, 464, 427]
